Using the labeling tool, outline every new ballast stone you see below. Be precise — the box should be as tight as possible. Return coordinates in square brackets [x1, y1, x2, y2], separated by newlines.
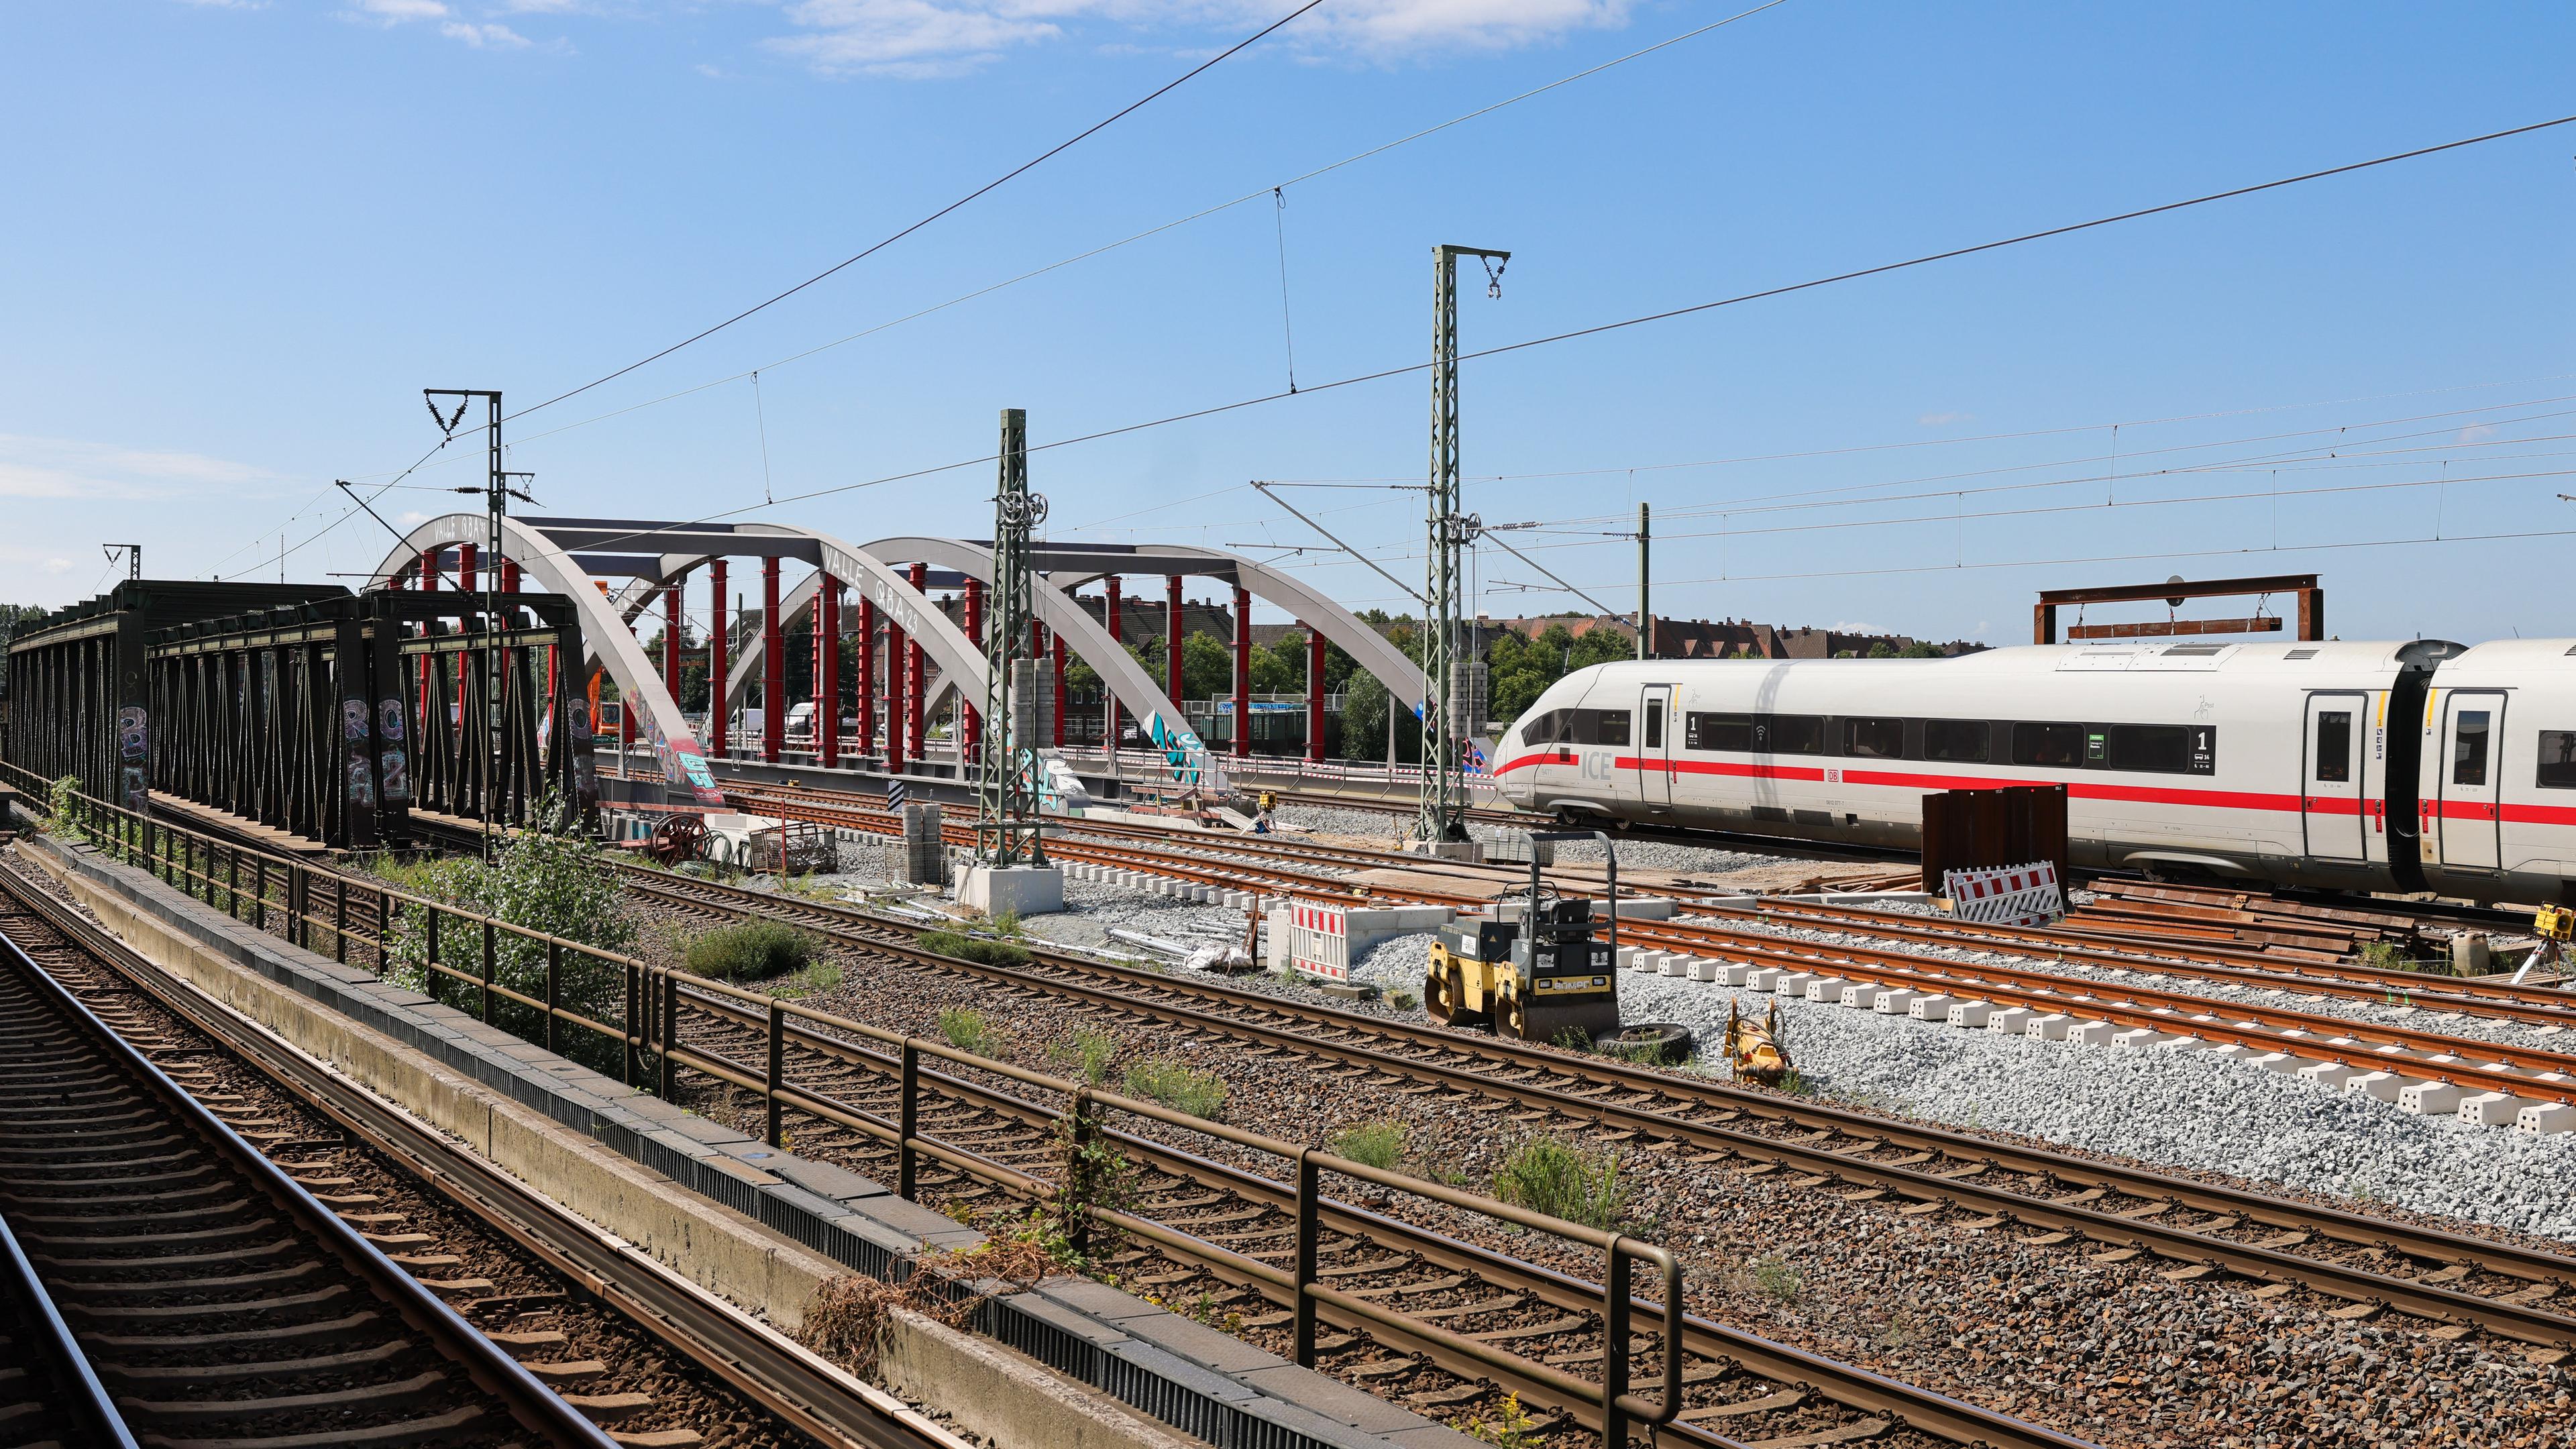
[1338, 927, 2576, 1243]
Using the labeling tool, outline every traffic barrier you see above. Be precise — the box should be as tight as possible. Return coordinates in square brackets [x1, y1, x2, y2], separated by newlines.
[1943, 861, 2065, 926]
[1289, 899, 1350, 982]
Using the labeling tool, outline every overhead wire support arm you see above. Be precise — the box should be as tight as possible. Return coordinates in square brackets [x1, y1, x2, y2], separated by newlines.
[1478, 525, 1627, 619]
[1249, 481, 1428, 606]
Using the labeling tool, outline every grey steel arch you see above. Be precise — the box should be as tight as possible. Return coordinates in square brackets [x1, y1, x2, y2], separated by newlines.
[1028, 540, 1497, 764]
[368, 514, 725, 806]
[861, 537, 1220, 786]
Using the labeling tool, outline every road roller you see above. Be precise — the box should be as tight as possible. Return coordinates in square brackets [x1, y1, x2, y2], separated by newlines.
[1424, 832, 1623, 1046]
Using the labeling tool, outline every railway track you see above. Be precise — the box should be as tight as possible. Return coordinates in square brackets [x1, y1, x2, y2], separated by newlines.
[720, 784, 2576, 1077]
[24, 798, 2095, 1448]
[0, 896, 619, 1449]
[0, 857, 968, 1449]
[615, 868, 2576, 1354]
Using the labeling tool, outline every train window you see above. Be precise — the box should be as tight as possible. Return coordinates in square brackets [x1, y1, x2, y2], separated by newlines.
[1768, 714, 1827, 755]
[2540, 731, 2576, 790]
[1643, 708, 1663, 749]
[2313, 712, 2352, 782]
[2012, 722, 2087, 767]
[2453, 711, 2491, 787]
[1922, 719, 1989, 763]
[2108, 724, 2195, 773]
[1686, 712, 1754, 751]
[1520, 710, 1570, 748]
[1589, 709, 1631, 747]
[1844, 717, 1905, 759]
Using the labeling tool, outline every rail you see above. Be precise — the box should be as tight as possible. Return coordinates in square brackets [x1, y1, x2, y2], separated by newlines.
[3, 765, 1681, 1442]
[0, 1187, 134, 1448]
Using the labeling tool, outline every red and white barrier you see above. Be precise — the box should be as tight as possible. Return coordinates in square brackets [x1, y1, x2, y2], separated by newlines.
[1943, 861, 2064, 927]
[1289, 900, 1350, 981]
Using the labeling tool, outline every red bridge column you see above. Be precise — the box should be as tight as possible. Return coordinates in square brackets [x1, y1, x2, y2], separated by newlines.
[855, 594, 877, 763]
[1307, 625, 1326, 763]
[884, 596, 908, 777]
[906, 563, 927, 766]
[961, 577, 983, 761]
[761, 557, 784, 763]
[664, 571, 686, 716]
[457, 543, 478, 733]
[819, 575, 841, 769]
[1104, 576, 1123, 748]
[1165, 574, 1183, 708]
[708, 560, 729, 758]
[1232, 584, 1250, 758]
[1051, 627, 1067, 748]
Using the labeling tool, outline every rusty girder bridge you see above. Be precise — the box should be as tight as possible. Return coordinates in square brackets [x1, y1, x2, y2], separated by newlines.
[5, 578, 599, 851]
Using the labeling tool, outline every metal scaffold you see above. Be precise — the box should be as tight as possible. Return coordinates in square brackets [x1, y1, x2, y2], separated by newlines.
[975, 408, 1049, 868]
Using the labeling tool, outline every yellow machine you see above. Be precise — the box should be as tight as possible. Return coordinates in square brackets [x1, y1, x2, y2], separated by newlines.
[1723, 1000, 1793, 1087]
[1423, 896, 1620, 1044]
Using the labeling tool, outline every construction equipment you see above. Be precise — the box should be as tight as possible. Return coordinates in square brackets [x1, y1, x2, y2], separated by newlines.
[619, 813, 706, 867]
[1722, 999, 1793, 1087]
[1423, 830, 1623, 1046]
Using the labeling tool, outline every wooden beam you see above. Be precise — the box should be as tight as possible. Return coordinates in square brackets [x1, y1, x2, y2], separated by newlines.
[2065, 616, 2285, 639]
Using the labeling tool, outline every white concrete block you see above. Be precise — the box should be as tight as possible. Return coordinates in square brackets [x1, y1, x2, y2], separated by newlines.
[1774, 972, 1817, 996]
[2113, 1028, 2174, 1051]
[2025, 1013, 2074, 1040]
[2157, 1035, 2208, 1052]
[1660, 954, 1694, 978]
[1907, 995, 1960, 1022]
[1947, 1001, 1994, 1029]
[2516, 1102, 2576, 1135]
[2298, 1062, 2361, 1090]
[2459, 1091, 2530, 1128]
[1986, 1007, 2035, 1034]
[2343, 1071, 2408, 1103]
[2065, 1020, 2116, 1046]
[1745, 968, 1785, 991]
[2251, 1052, 2300, 1073]
[2198, 1043, 2253, 1063]
[1618, 947, 1646, 972]
[1873, 989, 1923, 1016]
[1805, 977, 1851, 1004]
[2400, 1080, 2463, 1115]
[1687, 959, 1727, 983]
[1841, 983, 1886, 1010]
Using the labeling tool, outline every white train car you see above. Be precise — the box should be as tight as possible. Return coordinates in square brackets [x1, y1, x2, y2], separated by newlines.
[1487, 636, 2576, 904]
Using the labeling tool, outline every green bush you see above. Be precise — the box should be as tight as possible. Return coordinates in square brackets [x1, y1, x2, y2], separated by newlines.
[777, 959, 843, 998]
[372, 799, 636, 1075]
[1047, 1028, 1120, 1085]
[1123, 1057, 1228, 1120]
[938, 1008, 992, 1053]
[44, 775, 82, 835]
[1491, 1138, 1630, 1230]
[920, 929, 1031, 967]
[685, 920, 820, 981]
[1330, 1120, 1406, 1171]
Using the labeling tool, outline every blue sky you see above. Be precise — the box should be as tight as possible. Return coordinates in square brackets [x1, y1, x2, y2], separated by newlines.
[4, 1, 2571, 647]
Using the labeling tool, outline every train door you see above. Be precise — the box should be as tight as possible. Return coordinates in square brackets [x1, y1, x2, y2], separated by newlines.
[2437, 691, 2506, 871]
[1638, 686, 1673, 808]
[2301, 693, 2367, 861]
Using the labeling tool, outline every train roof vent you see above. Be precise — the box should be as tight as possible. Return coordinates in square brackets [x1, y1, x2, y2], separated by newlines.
[2285, 648, 2318, 660]
[2161, 643, 2227, 656]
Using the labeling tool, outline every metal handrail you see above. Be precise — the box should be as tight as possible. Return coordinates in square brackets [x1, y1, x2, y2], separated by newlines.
[6, 767, 1682, 1438]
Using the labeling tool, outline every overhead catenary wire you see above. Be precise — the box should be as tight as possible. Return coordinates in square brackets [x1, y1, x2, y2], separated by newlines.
[510, 0, 1327, 424]
[241, 109, 2576, 584]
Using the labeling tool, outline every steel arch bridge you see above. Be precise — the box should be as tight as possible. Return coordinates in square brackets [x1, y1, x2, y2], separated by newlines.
[368, 517, 1451, 810]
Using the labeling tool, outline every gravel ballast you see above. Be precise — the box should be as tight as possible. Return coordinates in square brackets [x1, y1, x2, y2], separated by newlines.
[1338, 929, 2576, 1244]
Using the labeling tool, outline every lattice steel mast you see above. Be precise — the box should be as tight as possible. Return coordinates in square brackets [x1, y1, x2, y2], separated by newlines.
[975, 407, 1049, 867]
[1421, 244, 1506, 848]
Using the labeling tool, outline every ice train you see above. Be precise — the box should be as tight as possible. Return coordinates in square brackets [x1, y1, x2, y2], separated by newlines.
[1489, 637, 2576, 906]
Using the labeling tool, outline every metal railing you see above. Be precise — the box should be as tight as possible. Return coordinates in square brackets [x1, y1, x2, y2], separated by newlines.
[1, 764, 1679, 1440]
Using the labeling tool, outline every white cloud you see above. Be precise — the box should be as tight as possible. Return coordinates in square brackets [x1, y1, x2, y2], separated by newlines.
[352, 0, 451, 19]
[40, 558, 74, 575]
[2458, 423, 2499, 444]
[443, 19, 533, 45]
[0, 433, 279, 500]
[769, 0, 1634, 78]
[1917, 410, 1974, 427]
